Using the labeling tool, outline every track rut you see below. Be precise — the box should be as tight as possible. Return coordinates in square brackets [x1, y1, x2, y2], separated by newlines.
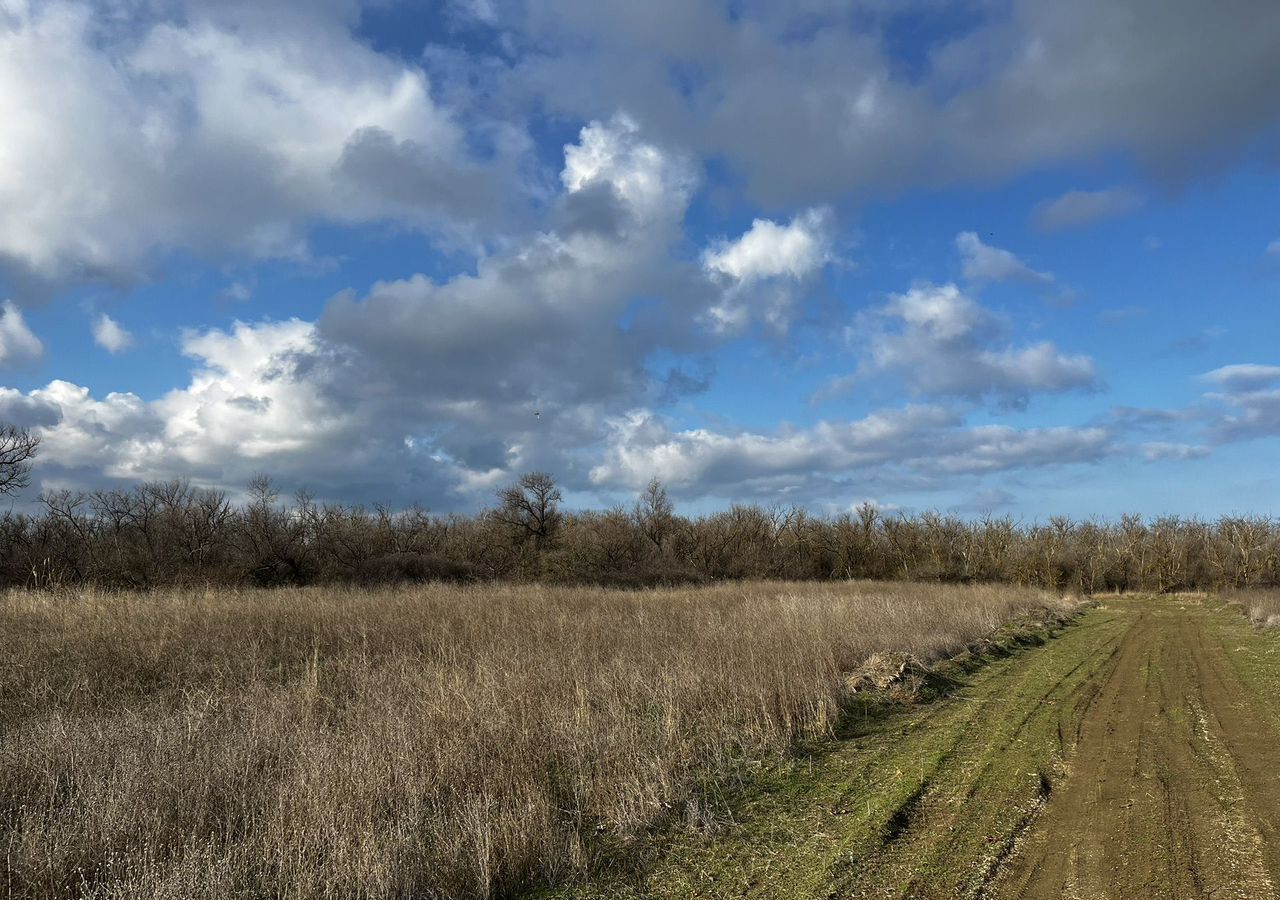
[548, 596, 1280, 900]
[988, 598, 1280, 899]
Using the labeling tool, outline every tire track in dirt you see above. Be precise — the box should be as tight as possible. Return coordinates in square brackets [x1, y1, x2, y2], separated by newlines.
[546, 599, 1280, 900]
[987, 599, 1280, 900]
[835, 617, 1130, 899]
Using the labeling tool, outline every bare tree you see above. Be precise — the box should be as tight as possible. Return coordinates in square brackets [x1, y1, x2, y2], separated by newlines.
[0, 424, 39, 495]
[494, 472, 563, 543]
[633, 476, 674, 549]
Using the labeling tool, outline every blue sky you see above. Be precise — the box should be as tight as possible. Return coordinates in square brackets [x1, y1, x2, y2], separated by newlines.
[1, 0, 1278, 519]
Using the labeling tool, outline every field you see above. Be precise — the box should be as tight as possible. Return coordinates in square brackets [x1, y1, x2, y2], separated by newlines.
[0, 581, 1070, 899]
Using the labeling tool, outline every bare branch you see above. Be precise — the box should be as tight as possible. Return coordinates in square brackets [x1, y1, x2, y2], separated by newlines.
[0, 424, 39, 495]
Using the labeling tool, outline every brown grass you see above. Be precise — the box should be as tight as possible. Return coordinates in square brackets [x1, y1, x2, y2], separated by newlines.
[1227, 590, 1280, 628]
[0, 581, 1075, 899]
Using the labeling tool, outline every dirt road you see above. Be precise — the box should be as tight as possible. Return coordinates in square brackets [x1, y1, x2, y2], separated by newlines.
[989, 598, 1280, 900]
[553, 596, 1280, 900]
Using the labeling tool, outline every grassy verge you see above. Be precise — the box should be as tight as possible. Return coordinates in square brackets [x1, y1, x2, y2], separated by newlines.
[541, 600, 1121, 900]
[1204, 593, 1280, 729]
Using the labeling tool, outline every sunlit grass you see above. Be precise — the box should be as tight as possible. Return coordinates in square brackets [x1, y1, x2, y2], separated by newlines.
[0, 581, 1074, 898]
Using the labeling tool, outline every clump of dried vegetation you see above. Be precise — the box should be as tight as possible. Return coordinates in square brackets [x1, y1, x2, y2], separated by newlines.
[1228, 590, 1280, 628]
[0, 581, 1075, 899]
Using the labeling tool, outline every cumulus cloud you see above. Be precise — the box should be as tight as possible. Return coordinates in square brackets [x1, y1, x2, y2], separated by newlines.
[703, 209, 831, 283]
[1033, 187, 1146, 231]
[851, 283, 1097, 405]
[4, 0, 1278, 291]
[0, 117, 723, 504]
[16, 380, 160, 483]
[955, 232, 1052, 284]
[308, 116, 711, 493]
[0, 1, 524, 287]
[156, 320, 347, 466]
[319, 116, 705, 428]
[2, 1, 1271, 517]
[91, 313, 134, 354]
[3, 318, 437, 500]
[0, 301, 43, 368]
[702, 207, 832, 332]
[588, 406, 1111, 499]
[560, 113, 696, 225]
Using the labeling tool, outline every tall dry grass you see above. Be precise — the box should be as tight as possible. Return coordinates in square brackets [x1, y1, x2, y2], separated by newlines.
[1228, 590, 1280, 628]
[0, 581, 1074, 898]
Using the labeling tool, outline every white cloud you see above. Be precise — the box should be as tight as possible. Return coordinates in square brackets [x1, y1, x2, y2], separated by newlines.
[561, 113, 696, 226]
[1207, 390, 1280, 443]
[588, 405, 956, 490]
[955, 232, 1052, 284]
[1202, 364, 1280, 393]
[7, 318, 394, 496]
[0, 1, 521, 285]
[156, 320, 348, 465]
[1141, 441, 1210, 461]
[588, 406, 1111, 498]
[0, 116, 716, 504]
[310, 116, 717, 495]
[856, 283, 1097, 405]
[931, 425, 1111, 474]
[0, 301, 43, 368]
[20, 380, 160, 481]
[91, 313, 134, 354]
[1033, 187, 1146, 231]
[3, 0, 1277, 292]
[320, 116, 702, 414]
[703, 209, 831, 284]
[701, 208, 832, 333]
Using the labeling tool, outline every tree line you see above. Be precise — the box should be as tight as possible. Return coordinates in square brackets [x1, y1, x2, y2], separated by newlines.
[1, 461, 1279, 592]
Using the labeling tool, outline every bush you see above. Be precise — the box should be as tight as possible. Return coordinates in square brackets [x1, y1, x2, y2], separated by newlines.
[352, 552, 476, 584]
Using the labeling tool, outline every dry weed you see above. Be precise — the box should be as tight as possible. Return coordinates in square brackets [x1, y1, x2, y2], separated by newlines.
[0, 581, 1074, 898]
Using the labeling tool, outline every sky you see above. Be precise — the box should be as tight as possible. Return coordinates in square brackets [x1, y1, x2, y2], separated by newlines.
[0, 0, 1278, 520]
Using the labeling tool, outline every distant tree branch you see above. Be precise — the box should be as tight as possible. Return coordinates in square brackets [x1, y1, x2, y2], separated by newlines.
[0, 424, 39, 495]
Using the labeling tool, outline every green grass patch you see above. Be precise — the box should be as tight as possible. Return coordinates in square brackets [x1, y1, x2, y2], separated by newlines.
[537, 604, 1130, 900]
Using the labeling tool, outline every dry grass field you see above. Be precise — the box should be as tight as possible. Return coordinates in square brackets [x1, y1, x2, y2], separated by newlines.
[0, 581, 1073, 899]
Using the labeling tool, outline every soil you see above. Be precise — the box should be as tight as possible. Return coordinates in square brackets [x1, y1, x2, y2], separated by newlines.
[987, 598, 1280, 899]
[547, 596, 1280, 900]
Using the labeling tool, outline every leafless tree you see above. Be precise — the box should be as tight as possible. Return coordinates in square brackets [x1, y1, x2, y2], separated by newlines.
[633, 476, 674, 549]
[0, 424, 39, 495]
[494, 472, 563, 543]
